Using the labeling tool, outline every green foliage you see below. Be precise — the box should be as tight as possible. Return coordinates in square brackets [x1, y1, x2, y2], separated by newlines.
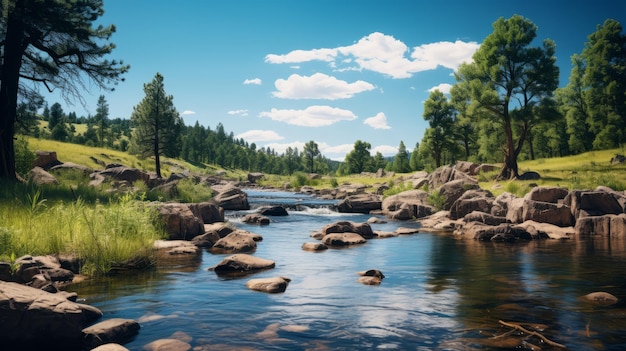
[330, 178, 339, 188]
[345, 140, 372, 174]
[176, 178, 214, 203]
[130, 73, 184, 177]
[14, 138, 35, 177]
[426, 190, 447, 211]
[383, 181, 412, 198]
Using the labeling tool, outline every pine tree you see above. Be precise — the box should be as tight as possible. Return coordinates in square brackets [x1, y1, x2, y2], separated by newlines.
[130, 73, 183, 178]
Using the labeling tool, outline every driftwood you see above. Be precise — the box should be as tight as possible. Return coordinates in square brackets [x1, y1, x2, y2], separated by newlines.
[498, 320, 567, 349]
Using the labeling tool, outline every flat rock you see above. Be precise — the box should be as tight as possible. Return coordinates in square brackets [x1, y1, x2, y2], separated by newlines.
[211, 230, 259, 253]
[245, 276, 291, 293]
[144, 339, 191, 351]
[90, 344, 130, 351]
[210, 254, 275, 276]
[153, 240, 201, 255]
[322, 233, 367, 247]
[82, 318, 140, 349]
[301, 242, 328, 251]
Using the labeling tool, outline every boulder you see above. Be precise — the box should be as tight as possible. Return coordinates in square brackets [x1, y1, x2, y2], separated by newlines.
[187, 202, 224, 224]
[418, 211, 460, 232]
[211, 184, 250, 210]
[247, 172, 265, 183]
[449, 189, 494, 220]
[458, 222, 541, 241]
[301, 242, 328, 251]
[98, 166, 149, 183]
[211, 230, 258, 253]
[428, 165, 475, 189]
[524, 186, 568, 203]
[437, 179, 480, 210]
[0, 281, 102, 343]
[33, 150, 61, 169]
[455, 160, 480, 175]
[203, 222, 235, 238]
[463, 211, 509, 226]
[245, 276, 291, 293]
[28, 166, 59, 185]
[258, 205, 289, 216]
[321, 221, 375, 239]
[242, 213, 270, 225]
[517, 220, 573, 240]
[395, 227, 420, 235]
[191, 231, 221, 248]
[506, 197, 525, 224]
[581, 291, 619, 306]
[517, 171, 541, 180]
[156, 203, 205, 240]
[492, 192, 518, 217]
[357, 269, 385, 285]
[82, 318, 140, 350]
[144, 339, 191, 351]
[153, 240, 201, 256]
[522, 200, 573, 227]
[382, 190, 434, 220]
[210, 254, 275, 276]
[336, 193, 382, 214]
[322, 233, 367, 247]
[574, 214, 626, 238]
[610, 154, 626, 165]
[565, 190, 624, 218]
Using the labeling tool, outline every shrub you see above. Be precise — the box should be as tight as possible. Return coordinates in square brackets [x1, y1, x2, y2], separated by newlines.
[426, 190, 447, 211]
[14, 137, 35, 178]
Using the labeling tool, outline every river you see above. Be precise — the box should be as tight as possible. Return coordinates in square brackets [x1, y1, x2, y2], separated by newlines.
[69, 190, 626, 350]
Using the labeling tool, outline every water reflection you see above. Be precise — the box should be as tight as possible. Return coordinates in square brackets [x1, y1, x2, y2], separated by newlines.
[67, 191, 626, 350]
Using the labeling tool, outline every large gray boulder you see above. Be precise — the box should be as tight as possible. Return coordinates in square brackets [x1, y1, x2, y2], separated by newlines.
[565, 190, 625, 218]
[211, 230, 259, 253]
[156, 203, 205, 240]
[33, 150, 61, 169]
[522, 200, 573, 227]
[98, 166, 150, 184]
[187, 202, 224, 223]
[336, 193, 382, 214]
[574, 214, 626, 238]
[0, 281, 102, 343]
[28, 166, 59, 185]
[525, 186, 568, 203]
[437, 179, 480, 210]
[382, 190, 434, 220]
[449, 189, 494, 220]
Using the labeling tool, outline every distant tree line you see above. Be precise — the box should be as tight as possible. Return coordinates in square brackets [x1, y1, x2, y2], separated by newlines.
[10, 11, 625, 179]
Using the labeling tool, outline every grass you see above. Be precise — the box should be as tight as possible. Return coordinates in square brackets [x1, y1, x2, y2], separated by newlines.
[0, 185, 167, 276]
[479, 148, 626, 196]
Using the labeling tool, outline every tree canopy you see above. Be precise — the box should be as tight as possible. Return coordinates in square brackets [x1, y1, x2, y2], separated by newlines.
[0, 0, 128, 180]
[455, 15, 559, 179]
[130, 73, 183, 178]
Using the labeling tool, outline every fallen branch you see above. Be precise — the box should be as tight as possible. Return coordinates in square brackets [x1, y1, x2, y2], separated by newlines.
[499, 320, 567, 349]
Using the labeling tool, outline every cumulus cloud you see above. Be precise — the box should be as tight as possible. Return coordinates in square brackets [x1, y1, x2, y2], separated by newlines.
[243, 78, 262, 85]
[228, 109, 249, 116]
[428, 83, 453, 94]
[259, 105, 357, 127]
[182, 110, 196, 115]
[372, 144, 398, 156]
[235, 130, 284, 142]
[265, 32, 479, 79]
[272, 73, 375, 100]
[363, 112, 391, 130]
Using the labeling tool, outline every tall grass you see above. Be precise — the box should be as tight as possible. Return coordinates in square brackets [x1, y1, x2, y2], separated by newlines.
[0, 186, 166, 276]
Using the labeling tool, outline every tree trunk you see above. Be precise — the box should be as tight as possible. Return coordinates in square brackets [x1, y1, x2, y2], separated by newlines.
[498, 112, 519, 180]
[0, 4, 26, 181]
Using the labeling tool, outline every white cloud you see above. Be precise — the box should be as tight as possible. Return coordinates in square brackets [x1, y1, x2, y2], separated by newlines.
[243, 78, 262, 85]
[235, 130, 284, 142]
[182, 110, 196, 115]
[428, 83, 453, 94]
[265, 32, 479, 79]
[363, 112, 391, 130]
[228, 109, 249, 116]
[372, 144, 398, 156]
[319, 143, 355, 161]
[411, 40, 479, 70]
[273, 73, 375, 100]
[259, 105, 357, 127]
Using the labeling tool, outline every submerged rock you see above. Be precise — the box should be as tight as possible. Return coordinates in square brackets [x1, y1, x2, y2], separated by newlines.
[209, 254, 275, 276]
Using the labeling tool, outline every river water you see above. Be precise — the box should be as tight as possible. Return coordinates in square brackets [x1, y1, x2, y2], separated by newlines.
[69, 190, 626, 350]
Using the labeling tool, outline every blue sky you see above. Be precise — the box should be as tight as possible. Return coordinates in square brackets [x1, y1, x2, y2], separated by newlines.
[46, 0, 625, 161]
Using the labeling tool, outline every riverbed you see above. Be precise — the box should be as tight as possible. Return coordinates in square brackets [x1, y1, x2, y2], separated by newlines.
[69, 190, 626, 350]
